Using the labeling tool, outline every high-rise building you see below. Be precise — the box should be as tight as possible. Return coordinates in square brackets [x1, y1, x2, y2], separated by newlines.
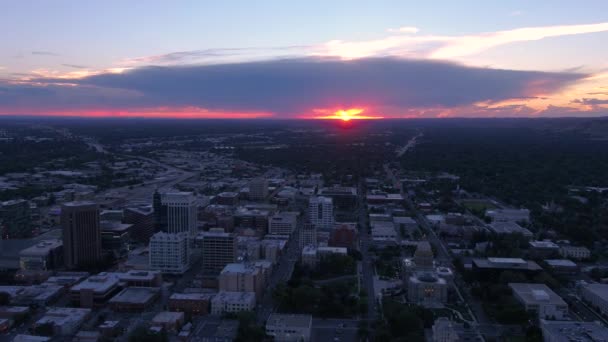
[153, 190, 167, 232]
[249, 178, 268, 200]
[308, 196, 333, 230]
[0, 199, 31, 239]
[299, 223, 317, 249]
[149, 232, 189, 274]
[199, 229, 237, 275]
[161, 192, 198, 237]
[61, 201, 101, 269]
[123, 206, 155, 243]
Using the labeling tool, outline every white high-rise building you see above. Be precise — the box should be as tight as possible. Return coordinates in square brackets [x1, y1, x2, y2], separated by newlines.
[299, 223, 317, 249]
[162, 192, 198, 237]
[149, 232, 189, 274]
[308, 196, 333, 230]
[249, 178, 269, 200]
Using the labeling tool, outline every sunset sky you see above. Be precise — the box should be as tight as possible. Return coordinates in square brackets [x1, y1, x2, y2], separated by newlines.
[1, 0, 608, 119]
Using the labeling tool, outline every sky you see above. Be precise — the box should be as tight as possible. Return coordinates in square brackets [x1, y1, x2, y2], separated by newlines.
[1, 0, 608, 119]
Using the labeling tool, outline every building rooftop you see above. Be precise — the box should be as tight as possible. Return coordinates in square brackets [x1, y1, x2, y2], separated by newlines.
[100, 221, 132, 233]
[582, 283, 608, 300]
[70, 273, 120, 293]
[540, 319, 608, 342]
[545, 259, 578, 267]
[109, 287, 159, 305]
[35, 307, 91, 329]
[509, 283, 567, 306]
[152, 311, 184, 324]
[169, 292, 215, 301]
[221, 263, 260, 276]
[212, 291, 256, 303]
[266, 313, 312, 328]
[472, 257, 542, 271]
[529, 240, 559, 249]
[19, 240, 62, 257]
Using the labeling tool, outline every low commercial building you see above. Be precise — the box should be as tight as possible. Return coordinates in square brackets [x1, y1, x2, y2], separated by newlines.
[540, 319, 608, 342]
[34, 307, 91, 336]
[559, 245, 591, 260]
[329, 223, 358, 249]
[108, 287, 159, 312]
[471, 257, 542, 279]
[486, 208, 530, 223]
[544, 259, 579, 275]
[19, 240, 63, 271]
[152, 311, 185, 332]
[529, 241, 560, 258]
[69, 273, 121, 308]
[488, 222, 533, 238]
[219, 263, 265, 298]
[509, 283, 568, 320]
[210, 291, 256, 315]
[265, 314, 312, 342]
[118, 270, 163, 287]
[168, 293, 214, 315]
[581, 283, 608, 316]
[11, 284, 63, 306]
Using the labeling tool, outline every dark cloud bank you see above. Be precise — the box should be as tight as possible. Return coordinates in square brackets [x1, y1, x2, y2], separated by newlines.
[1, 57, 586, 116]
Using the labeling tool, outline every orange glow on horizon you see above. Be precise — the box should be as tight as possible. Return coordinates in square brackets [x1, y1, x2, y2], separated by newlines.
[310, 108, 383, 121]
[0, 107, 274, 119]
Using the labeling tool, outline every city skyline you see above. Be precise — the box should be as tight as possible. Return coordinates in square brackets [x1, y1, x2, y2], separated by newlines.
[1, 1, 607, 119]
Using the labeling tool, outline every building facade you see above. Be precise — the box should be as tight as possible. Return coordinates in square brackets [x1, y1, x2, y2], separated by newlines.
[199, 229, 237, 275]
[61, 202, 101, 269]
[149, 232, 190, 274]
[308, 196, 333, 230]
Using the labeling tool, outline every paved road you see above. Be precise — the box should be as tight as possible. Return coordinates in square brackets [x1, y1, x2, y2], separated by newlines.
[256, 217, 301, 325]
[357, 180, 378, 322]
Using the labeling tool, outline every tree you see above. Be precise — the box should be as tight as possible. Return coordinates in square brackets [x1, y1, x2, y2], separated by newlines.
[33, 322, 55, 337]
[0, 292, 10, 305]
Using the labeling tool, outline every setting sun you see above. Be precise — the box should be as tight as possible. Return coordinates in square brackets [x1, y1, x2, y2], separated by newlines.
[312, 108, 383, 121]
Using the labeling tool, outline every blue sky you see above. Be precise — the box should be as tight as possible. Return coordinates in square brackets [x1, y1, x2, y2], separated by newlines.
[1, 1, 607, 118]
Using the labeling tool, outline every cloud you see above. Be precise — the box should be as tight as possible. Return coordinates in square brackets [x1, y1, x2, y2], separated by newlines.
[316, 22, 608, 60]
[31, 51, 59, 56]
[61, 64, 88, 69]
[0, 57, 586, 118]
[122, 46, 310, 66]
[573, 98, 608, 105]
[387, 26, 419, 34]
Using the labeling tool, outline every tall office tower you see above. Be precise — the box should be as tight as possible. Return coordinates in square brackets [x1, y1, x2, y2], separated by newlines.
[161, 192, 198, 237]
[123, 206, 155, 243]
[0, 199, 32, 239]
[249, 178, 268, 200]
[149, 232, 189, 274]
[308, 196, 334, 230]
[299, 223, 317, 249]
[200, 229, 237, 275]
[61, 201, 101, 269]
[152, 190, 167, 232]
